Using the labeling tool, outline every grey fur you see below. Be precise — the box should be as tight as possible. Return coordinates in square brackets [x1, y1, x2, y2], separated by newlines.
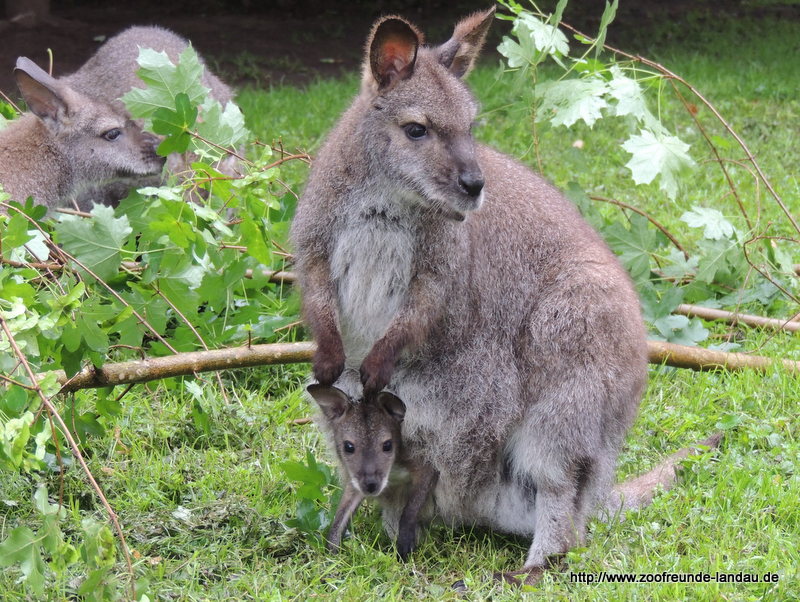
[291, 8, 651, 578]
[312, 376, 721, 572]
[307, 371, 438, 560]
[0, 57, 163, 213]
[60, 26, 237, 207]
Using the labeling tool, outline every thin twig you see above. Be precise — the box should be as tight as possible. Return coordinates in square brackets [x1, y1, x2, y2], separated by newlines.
[590, 195, 688, 259]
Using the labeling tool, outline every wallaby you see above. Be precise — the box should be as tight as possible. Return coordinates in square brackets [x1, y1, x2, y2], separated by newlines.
[312, 378, 721, 579]
[307, 375, 438, 559]
[0, 57, 163, 213]
[291, 7, 679, 583]
[60, 26, 238, 205]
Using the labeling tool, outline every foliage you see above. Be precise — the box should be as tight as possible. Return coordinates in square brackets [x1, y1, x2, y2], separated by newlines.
[496, 0, 798, 347]
[0, 46, 299, 597]
[280, 449, 340, 541]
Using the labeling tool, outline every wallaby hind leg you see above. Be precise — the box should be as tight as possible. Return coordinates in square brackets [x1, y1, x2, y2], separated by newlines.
[396, 463, 439, 560]
[327, 482, 364, 551]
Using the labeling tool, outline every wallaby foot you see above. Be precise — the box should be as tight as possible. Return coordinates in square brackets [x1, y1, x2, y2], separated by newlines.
[396, 463, 439, 560]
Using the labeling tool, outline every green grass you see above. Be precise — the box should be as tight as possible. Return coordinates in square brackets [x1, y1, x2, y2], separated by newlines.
[2, 11, 800, 601]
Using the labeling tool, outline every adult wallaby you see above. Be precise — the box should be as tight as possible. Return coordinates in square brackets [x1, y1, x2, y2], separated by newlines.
[0, 57, 163, 213]
[292, 7, 663, 582]
[60, 26, 237, 205]
[307, 375, 438, 560]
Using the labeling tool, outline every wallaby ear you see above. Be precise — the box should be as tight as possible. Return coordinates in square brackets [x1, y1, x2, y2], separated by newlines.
[376, 391, 406, 423]
[436, 6, 496, 78]
[366, 16, 422, 90]
[307, 384, 352, 421]
[14, 56, 70, 124]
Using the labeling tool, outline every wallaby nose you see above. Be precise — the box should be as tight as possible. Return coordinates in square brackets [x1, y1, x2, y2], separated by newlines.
[458, 172, 485, 198]
[365, 481, 379, 494]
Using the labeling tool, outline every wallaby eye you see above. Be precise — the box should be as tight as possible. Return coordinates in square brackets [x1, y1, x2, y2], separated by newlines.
[343, 441, 355, 454]
[382, 440, 393, 452]
[403, 123, 427, 140]
[102, 128, 122, 142]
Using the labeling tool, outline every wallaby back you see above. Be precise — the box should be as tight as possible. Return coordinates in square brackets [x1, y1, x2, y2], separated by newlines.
[0, 57, 163, 212]
[61, 26, 233, 114]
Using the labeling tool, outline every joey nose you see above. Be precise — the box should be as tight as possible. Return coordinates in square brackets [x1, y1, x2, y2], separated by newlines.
[458, 172, 485, 198]
[365, 481, 379, 494]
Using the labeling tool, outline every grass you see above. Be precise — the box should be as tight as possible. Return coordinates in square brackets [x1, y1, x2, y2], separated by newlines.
[2, 9, 799, 601]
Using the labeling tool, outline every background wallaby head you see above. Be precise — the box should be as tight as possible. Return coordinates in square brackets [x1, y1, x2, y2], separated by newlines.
[355, 9, 494, 222]
[308, 383, 405, 496]
[0, 57, 163, 211]
[59, 25, 238, 206]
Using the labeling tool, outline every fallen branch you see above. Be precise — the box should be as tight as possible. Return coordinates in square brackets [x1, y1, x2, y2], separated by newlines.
[28, 339, 796, 393]
[647, 340, 799, 374]
[52, 342, 315, 392]
[675, 303, 800, 333]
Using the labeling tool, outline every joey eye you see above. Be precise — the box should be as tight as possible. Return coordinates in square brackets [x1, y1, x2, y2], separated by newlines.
[382, 440, 393, 452]
[403, 123, 427, 140]
[343, 441, 355, 454]
[102, 128, 122, 142]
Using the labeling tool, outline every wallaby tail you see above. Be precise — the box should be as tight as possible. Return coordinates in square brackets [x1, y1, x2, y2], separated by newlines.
[605, 432, 722, 515]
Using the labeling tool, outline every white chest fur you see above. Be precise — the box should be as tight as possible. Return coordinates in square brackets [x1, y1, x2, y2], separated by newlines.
[330, 205, 416, 364]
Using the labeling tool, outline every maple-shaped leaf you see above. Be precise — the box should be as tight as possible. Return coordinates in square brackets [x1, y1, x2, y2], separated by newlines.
[622, 129, 694, 199]
[54, 205, 132, 281]
[498, 13, 569, 69]
[122, 46, 209, 119]
[680, 206, 738, 240]
[607, 65, 650, 121]
[538, 76, 608, 128]
[152, 92, 197, 155]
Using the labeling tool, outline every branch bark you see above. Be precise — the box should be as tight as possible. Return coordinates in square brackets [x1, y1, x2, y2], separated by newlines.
[34, 339, 797, 393]
[52, 342, 315, 392]
[647, 340, 799, 374]
[675, 303, 800, 333]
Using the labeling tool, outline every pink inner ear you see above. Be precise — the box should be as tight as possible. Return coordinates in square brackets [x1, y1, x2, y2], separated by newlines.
[380, 38, 414, 76]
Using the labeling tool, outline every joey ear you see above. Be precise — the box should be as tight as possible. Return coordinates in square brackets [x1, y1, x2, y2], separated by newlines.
[14, 56, 70, 125]
[375, 391, 406, 423]
[436, 6, 495, 78]
[366, 16, 422, 90]
[307, 384, 352, 421]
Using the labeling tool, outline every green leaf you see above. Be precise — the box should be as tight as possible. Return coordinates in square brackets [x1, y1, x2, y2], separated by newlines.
[0, 526, 45, 594]
[538, 77, 608, 128]
[240, 218, 273, 266]
[152, 92, 197, 155]
[122, 47, 209, 119]
[607, 65, 650, 121]
[1, 211, 33, 249]
[621, 129, 694, 200]
[603, 214, 656, 284]
[680, 206, 737, 240]
[595, 0, 619, 54]
[54, 205, 132, 281]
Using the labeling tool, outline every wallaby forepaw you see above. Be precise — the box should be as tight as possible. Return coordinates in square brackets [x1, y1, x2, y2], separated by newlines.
[395, 535, 416, 562]
[313, 349, 345, 386]
[359, 349, 395, 396]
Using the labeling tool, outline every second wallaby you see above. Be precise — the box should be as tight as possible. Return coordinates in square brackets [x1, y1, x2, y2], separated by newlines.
[0, 57, 163, 213]
[60, 25, 238, 205]
[313, 377, 720, 580]
[291, 7, 690, 583]
[308, 375, 438, 559]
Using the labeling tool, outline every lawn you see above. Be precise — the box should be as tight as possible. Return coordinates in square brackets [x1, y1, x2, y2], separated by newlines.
[1, 8, 798, 601]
